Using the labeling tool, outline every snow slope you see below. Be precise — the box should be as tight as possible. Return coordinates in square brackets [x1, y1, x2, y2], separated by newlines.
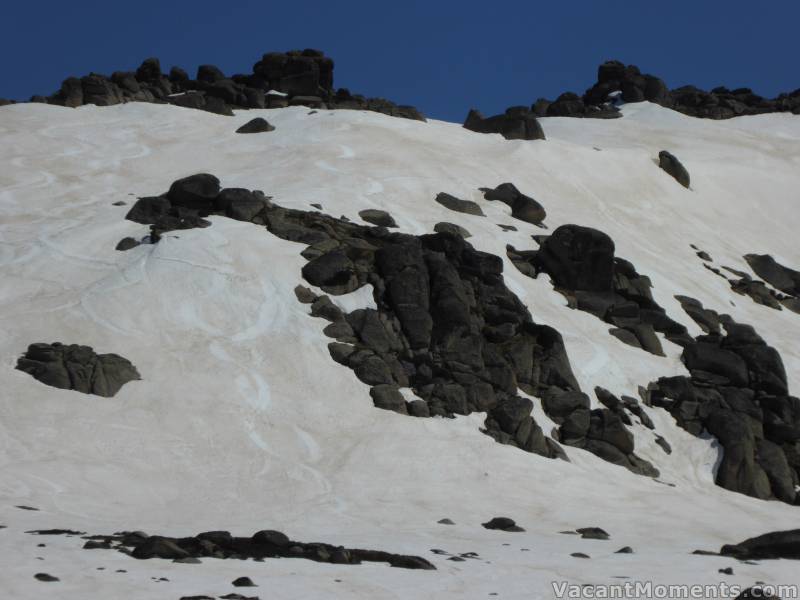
[1, 101, 799, 598]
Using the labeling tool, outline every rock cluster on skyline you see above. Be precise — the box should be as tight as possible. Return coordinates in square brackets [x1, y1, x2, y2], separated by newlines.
[15, 50, 426, 121]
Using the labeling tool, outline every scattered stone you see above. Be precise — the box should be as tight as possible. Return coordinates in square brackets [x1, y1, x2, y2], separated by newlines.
[34, 573, 59, 582]
[16, 505, 39, 511]
[232, 577, 257, 587]
[482, 518, 524, 532]
[16, 342, 140, 397]
[112, 201, 127, 206]
[498, 224, 517, 232]
[27, 529, 85, 535]
[571, 553, 590, 559]
[235, 118, 275, 134]
[437, 518, 455, 525]
[719, 567, 734, 574]
[615, 547, 633, 554]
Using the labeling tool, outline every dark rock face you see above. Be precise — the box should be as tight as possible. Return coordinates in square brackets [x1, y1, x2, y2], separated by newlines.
[481, 183, 546, 226]
[235, 117, 275, 134]
[720, 529, 800, 560]
[16, 343, 140, 397]
[83, 529, 435, 570]
[463, 107, 545, 141]
[508, 224, 687, 356]
[27, 50, 424, 121]
[647, 298, 800, 504]
[434, 192, 485, 216]
[658, 151, 691, 188]
[120, 175, 665, 476]
[544, 91, 621, 119]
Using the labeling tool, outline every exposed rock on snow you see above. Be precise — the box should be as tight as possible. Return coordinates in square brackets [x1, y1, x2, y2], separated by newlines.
[482, 517, 524, 532]
[647, 300, 800, 504]
[658, 150, 691, 188]
[720, 529, 800, 560]
[463, 106, 546, 140]
[508, 224, 686, 355]
[434, 222, 471, 238]
[434, 192, 485, 216]
[480, 183, 547, 226]
[235, 117, 275, 134]
[16, 342, 140, 397]
[358, 209, 397, 228]
[82, 529, 436, 570]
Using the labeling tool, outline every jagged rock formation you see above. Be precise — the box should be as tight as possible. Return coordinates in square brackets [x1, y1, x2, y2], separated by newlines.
[16, 343, 140, 397]
[508, 224, 689, 356]
[647, 297, 800, 505]
[80, 529, 435, 570]
[15, 50, 425, 121]
[658, 151, 691, 188]
[463, 107, 545, 140]
[123, 175, 662, 476]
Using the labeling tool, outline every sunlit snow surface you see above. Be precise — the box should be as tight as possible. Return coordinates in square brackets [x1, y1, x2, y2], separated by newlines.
[1, 102, 799, 598]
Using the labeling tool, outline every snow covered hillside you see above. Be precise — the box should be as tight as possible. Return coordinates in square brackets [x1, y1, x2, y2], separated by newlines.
[1, 100, 799, 599]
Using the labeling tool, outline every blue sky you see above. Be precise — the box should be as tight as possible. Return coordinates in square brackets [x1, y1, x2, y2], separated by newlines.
[3, 0, 798, 121]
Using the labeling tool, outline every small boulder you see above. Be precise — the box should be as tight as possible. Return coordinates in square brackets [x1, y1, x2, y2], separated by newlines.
[358, 209, 397, 228]
[482, 517, 525, 532]
[435, 192, 484, 216]
[658, 150, 691, 188]
[236, 118, 275, 134]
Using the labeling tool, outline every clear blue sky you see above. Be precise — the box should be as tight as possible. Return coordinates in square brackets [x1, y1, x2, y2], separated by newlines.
[3, 0, 798, 122]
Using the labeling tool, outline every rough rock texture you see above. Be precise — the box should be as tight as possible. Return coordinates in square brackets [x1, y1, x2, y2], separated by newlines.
[127, 175, 665, 476]
[235, 117, 275, 134]
[24, 51, 425, 121]
[508, 224, 688, 355]
[658, 151, 691, 188]
[720, 529, 800, 560]
[481, 183, 546, 226]
[647, 298, 800, 505]
[463, 107, 545, 140]
[81, 529, 435, 570]
[16, 342, 140, 397]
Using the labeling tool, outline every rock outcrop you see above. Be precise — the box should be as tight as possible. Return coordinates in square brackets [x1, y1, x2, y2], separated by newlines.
[463, 107, 545, 140]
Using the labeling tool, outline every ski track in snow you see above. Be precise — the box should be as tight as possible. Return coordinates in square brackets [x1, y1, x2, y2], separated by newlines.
[0, 102, 799, 598]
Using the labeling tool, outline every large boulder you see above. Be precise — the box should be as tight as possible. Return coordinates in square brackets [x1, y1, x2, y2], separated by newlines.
[16, 342, 140, 397]
[720, 529, 800, 560]
[535, 225, 616, 292]
[166, 174, 221, 212]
